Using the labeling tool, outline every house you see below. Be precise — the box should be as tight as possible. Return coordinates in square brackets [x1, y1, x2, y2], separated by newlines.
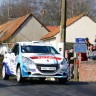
[0, 13, 49, 55]
[41, 14, 96, 51]
[0, 13, 49, 43]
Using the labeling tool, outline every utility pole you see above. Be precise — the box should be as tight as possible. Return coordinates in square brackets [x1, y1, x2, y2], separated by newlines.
[8, 4, 10, 20]
[60, 0, 67, 57]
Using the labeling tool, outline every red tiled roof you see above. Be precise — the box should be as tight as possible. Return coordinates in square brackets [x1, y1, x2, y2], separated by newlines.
[0, 14, 30, 42]
[66, 14, 85, 26]
[0, 13, 49, 42]
[46, 26, 59, 32]
[41, 14, 85, 40]
[41, 26, 60, 40]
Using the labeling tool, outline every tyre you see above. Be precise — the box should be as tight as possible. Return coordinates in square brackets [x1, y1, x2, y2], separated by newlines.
[2, 65, 9, 80]
[16, 66, 24, 83]
[58, 78, 67, 84]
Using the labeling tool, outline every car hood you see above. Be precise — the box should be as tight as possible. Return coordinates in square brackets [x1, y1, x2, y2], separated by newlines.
[22, 53, 63, 64]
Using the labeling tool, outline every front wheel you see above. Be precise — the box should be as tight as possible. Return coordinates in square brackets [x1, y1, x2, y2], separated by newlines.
[16, 66, 24, 83]
[2, 65, 9, 80]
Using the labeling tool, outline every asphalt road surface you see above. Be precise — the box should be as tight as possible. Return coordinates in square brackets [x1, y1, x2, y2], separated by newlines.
[0, 78, 96, 96]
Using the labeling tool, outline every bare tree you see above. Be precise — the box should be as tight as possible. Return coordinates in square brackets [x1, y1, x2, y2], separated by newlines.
[39, 0, 61, 25]
[67, 0, 96, 18]
[0, 0, 96, 25]
[38, 0, 96, 25]
[0, 0, 39, 24]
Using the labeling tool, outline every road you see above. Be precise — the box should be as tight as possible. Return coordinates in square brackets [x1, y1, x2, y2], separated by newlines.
[0, 78, 96, 96]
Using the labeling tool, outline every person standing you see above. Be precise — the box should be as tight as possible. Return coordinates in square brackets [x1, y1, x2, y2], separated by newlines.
[86, 44, 94, 60]
[65, 49, 69, 61]
[68, 48, 74, 79]
[85, 37, 91, 47]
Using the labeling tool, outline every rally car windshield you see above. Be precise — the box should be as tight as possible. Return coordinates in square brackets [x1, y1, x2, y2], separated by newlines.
[21, 45, 59, 54]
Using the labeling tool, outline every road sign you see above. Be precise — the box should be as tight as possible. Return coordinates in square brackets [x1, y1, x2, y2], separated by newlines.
[75, 38, 85, 43]
[74, 44, 87, 53]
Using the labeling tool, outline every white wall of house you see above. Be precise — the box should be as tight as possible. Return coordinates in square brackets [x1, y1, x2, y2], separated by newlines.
[43, 32, 61, 49]
[49, 38, 56, 48]
[10, 16, 48, 42]
[42, 33, 62, 54]
[42, 34, 64, 55]
[66, 16, 96, 44]
[42, 16, 96, 55]
[43, 38, 56, 48]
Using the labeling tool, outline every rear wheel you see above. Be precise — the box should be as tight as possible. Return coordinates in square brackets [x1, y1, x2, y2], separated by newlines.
[16, 66, 24, 83]
[2, 65, 9, 80]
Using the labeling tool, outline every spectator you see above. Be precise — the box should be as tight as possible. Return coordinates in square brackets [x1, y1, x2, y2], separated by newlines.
[65, 49, 69, 61]
[93, 45, 96, 51]
[68, 48, 74, 79]
[85, 37, 91, 48]
[86, 44, 94, 60]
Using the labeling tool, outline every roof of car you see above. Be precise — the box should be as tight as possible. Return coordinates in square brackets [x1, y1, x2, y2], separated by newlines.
[16, 41, 52, 46]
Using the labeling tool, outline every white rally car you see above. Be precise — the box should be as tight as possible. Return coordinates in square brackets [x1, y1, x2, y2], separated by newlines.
[2, 41, 68, 83]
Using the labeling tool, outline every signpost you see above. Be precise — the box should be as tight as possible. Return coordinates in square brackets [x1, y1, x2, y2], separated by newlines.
[74, 44, 87, 53]
[74, 38, 87, 53]
[74, 38, 87, 81]
[75, 38, 85, 44]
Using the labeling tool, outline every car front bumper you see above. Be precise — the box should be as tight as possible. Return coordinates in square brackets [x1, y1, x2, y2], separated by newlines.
[21, 64, 68, 78]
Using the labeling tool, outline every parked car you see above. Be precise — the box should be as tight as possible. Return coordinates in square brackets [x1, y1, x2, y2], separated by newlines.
[2, 41, 68, 83]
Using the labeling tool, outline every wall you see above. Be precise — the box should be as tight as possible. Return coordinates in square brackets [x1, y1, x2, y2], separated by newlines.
[43, 37, 56, 48]
[10, 16, 48, 42]
[79, 61, 96, 82]
[42, 16, 96, 54]
[66, 16, 96, 44]
[42, 33, 61, 50]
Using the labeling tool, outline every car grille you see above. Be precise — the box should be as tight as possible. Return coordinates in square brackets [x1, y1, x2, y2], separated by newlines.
[36, 64, 59, 74]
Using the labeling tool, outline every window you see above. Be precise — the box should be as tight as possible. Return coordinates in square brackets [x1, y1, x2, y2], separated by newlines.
[47, 46, 59, 54]
[21, 45, 59, 54]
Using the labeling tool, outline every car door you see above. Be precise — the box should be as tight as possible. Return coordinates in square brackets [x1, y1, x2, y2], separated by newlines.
[10, 44, 19, 75]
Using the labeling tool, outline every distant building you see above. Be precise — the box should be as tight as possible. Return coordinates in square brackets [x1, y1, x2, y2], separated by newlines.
[0, 13, 49, 43]
[0, 13, 49, 55]
[41, 14, 96, 50]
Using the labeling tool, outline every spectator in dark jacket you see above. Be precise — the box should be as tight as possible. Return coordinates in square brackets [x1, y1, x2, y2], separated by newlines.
[68, 48, 74, 79]
[85, 37, 91, 47]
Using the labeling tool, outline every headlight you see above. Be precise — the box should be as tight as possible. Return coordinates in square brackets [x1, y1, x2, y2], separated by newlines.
[22, 56, 34, 65]
[61, 58, 67, 65]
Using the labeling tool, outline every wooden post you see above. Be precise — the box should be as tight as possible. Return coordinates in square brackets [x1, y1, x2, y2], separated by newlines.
[74, 52, 78, 81]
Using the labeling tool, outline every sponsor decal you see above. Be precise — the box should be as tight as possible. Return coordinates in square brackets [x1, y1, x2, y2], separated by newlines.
[30, 56, 61, 60]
